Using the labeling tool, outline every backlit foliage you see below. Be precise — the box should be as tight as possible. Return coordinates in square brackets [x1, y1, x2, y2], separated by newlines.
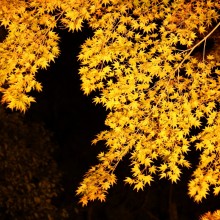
[1, 0, 220, 210]
[76, 0, 220, 206]
[200, 209, 220, 220]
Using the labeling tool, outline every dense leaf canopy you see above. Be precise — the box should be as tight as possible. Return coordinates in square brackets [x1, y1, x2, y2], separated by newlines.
[1, 0, 220, 211]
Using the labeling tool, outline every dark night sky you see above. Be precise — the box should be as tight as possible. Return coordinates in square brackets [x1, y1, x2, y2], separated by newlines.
[24, 27, 220, 220]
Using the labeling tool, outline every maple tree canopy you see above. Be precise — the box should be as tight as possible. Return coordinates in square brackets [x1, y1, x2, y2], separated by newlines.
[1, 0, 220, 214]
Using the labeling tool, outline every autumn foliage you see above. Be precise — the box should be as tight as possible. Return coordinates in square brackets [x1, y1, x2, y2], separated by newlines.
[200, 210, 220, 220]
[1, 0, 220, 213]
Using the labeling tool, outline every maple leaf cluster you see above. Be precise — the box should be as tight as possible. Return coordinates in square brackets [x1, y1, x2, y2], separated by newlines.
[200, 209, 220, 220]
[77, 0, 220, 206]
[1, 0, 220, 212]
